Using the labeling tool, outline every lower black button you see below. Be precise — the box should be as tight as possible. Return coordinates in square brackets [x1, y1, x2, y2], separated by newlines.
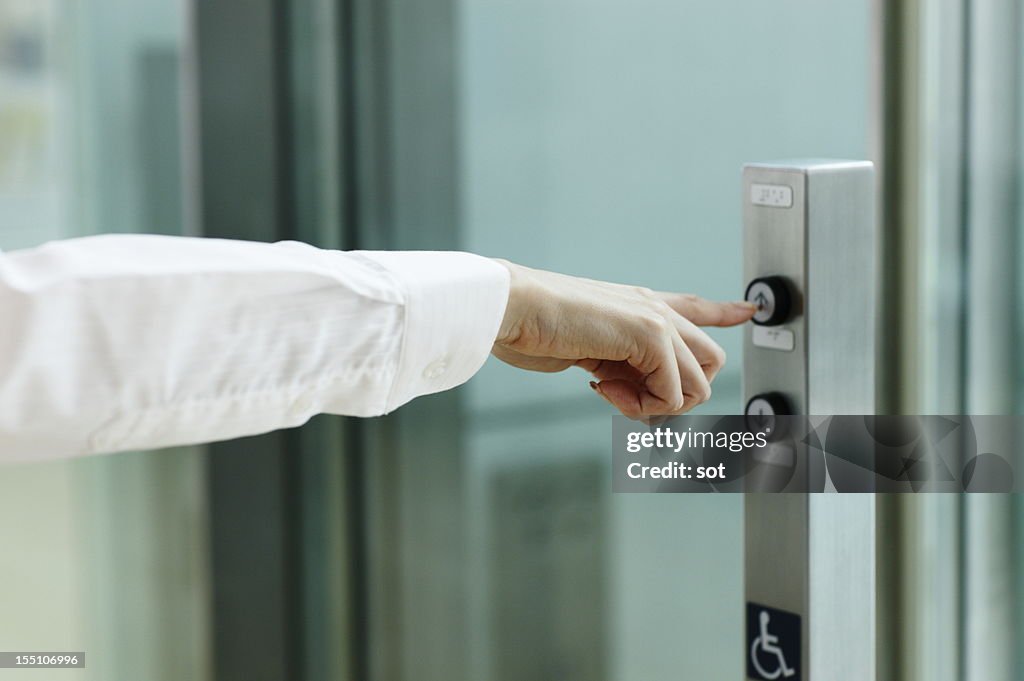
[745, 392, 791, 440]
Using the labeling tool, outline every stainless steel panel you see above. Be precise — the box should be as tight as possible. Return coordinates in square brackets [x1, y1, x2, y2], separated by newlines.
[743, 161, 876, 681]
[804, 163, 876, 414]
[742, 165, 808, 414]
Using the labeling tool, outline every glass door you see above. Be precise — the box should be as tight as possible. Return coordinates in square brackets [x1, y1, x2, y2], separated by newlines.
[349, 1, 873, 679]
[0, 2, 209, 679]
[461, 5, 870, 680]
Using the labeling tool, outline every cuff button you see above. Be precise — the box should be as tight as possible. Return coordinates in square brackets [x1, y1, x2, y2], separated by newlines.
[423, 357, 449, 380]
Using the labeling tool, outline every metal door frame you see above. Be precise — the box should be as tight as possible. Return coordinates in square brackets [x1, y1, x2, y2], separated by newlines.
[188, 1, 357, 679]
[873, 1, 1022, 680]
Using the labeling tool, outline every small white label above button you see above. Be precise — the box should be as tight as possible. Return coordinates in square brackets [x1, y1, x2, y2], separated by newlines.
[752, 326, 795, 351]
[750, 183, 793, 208]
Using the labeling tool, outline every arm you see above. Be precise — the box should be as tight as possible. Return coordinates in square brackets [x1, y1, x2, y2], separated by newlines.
[0, 234, 753, 461]
[0, 235, 508, 460]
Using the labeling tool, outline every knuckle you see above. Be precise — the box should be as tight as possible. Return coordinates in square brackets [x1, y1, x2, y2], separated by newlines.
[653, 299, 675, 316]
[636, 313, 666, 335]
[711, 345, 727, 368]
[633, 285, 656, 298]
[692, 382, 712, 404]
[675, 293, 702, 312]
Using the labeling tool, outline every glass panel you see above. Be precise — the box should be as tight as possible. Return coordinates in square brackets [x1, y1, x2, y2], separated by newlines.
[960, 2, 1019, 679]
[893, 0, 1022, 677]
[454, 2, 870, 679]
[0, 1, 209, 679]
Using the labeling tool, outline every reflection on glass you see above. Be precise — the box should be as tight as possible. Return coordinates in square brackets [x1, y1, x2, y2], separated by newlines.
[0, 2, 208, 680]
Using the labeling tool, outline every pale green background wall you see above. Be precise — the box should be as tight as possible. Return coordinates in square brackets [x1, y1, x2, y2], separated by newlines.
[457, 1, 869, 678]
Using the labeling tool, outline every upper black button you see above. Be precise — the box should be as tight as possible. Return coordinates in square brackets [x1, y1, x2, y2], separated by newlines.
[745, 276, 792, 326]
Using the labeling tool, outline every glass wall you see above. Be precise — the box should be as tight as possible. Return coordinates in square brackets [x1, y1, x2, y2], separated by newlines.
[451, 1, 871, 679]
[0, 2, 209, 679]
[881, 1, 1022, 679]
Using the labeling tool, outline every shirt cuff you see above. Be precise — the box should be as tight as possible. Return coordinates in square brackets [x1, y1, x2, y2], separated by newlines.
[355, 251, 510, 412]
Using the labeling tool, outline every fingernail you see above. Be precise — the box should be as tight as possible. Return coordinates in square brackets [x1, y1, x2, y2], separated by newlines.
[735, 301, 757, 310]
[589, 381, 612, 405]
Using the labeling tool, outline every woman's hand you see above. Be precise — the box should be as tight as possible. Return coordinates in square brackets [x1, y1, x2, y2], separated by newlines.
[491, 260, 755, 419]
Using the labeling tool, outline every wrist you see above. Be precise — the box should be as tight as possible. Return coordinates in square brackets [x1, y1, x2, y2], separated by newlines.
[491, 258, 528, 345]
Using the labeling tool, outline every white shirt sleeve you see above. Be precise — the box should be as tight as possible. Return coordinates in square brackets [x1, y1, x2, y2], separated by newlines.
[0, 234, 510, 461]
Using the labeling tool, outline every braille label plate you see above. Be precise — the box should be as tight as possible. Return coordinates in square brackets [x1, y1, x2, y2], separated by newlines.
[752, 326, 794, 352]
[750, 183, 793, 208]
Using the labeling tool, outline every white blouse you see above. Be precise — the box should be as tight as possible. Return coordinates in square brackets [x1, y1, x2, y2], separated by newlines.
[0, 234, 510, 460]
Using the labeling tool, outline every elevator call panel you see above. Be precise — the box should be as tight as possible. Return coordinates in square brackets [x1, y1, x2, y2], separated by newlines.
[742, 159, 874, 418]
[742, 160, 876, 681]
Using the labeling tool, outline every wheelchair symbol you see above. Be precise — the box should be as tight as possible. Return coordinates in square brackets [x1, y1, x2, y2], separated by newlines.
[750, 610, 796, 680]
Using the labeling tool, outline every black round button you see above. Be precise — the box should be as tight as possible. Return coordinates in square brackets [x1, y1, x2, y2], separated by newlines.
[744, 276, 792, 326]
[744, 392, 791, 440]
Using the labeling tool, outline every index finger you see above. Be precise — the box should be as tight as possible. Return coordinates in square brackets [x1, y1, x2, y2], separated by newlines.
[658, 293, 756, 327]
